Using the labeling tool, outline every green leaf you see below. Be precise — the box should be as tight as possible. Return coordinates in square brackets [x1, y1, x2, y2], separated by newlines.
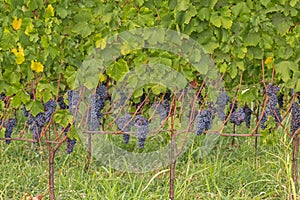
[228, 62, 238, 79]
[106, 59, 129, 82]
[198, 8, 210, 21]
[133, 87, 144, 99]
[143, 28, 165, 45]
[74, 10, 92, 23]
[184, 6, 197, 24]
[3, 70, 20, 85]
[237, 87, 258, 103]
[290, 0, 298, 7]
[151, 84, 166, 95]
[29, 101, 44, 116]
[210, 13, 221, 27]
[221, 17, 233, 29]
[272, 13, 292, 35]
[56, 7, 68, 19]
[236, 61, 245, 71]
[275, 61, 293, 82]
[176, 0, 189, 11]
[54, 110, 73, 127]
[193, 53, 210, 75]
[65, 66, 77, 90]
[72, 22, 94, 38]
[219, 62, 228, 73]
[244, 32, 261, 46]
[27, 0, 43, 10]
[295, 79, 300, 92]
[168, 0, 177, 9]
[231, 2, 251, 16]
[202, 42, 219, 54]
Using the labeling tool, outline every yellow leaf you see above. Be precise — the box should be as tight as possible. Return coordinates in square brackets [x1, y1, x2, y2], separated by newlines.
[99, 73, 106, 82]
[12, 16, 22, 30]
[265, 56, 274, 64]
[46, 4, 55, 17]
[11, 47, 25, 64]
[25, 21, 34, 36]
[95, 38, 106, 50]
[120, 42, 131, 55]
[31, 60, 44, 73]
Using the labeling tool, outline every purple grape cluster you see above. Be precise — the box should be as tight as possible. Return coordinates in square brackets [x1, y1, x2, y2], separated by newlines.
[87, 84, 107, 130]
[135, 92, 146, 111]
[25, 99, 57, 142]
[67, 90, 80, 115]
[27, 112, 45, 142]
[88, 95, 100, 131]
[278, 94, 284, 108]
[63, 124, 76, 154]
[195, 107, 213, 135]
[0, 92, 6, 103]
[44, 99, 57, 123]
[22, 105, 29, 117]
[115, 89, 127, 109]
[216, 91, 230, 121]
[58, 96, 68, 109]
[230, 108, 245, 126]
[95, 84, 107, 117]
[116, 113, 134, 144]
[243, 105, 252, 128]
[291, 97, 300, 135]
[134, 115, 149, 148]
[260, 84, 282, 129]
[0, 92, 5, 100]
[164, 90, 172, 101]
[151, 100, 170, 122]
[3, 118, 17, 144]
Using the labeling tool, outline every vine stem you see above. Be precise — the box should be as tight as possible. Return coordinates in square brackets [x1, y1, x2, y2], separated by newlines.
[48, 135, 68, 200]
[169, 94, 177, 200]
[292, 134, 299, 198]
[254, 105, 260, 166]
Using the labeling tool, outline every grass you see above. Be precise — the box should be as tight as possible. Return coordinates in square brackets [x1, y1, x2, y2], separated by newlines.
[0, 127, 299, 200]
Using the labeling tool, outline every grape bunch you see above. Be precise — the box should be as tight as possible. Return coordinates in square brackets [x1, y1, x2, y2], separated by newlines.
[64, 124, 76, 154]
[0, 92, 5, 101]
[278, 94, 284, 108]
[135, 92, 146, 112]
[87, 84, 107, 130]
[216, 91, 230, 121]
[44, 99, 57, 123]
[291, 96, 300, 135]
[116, 113, 134, 144]
[151, 100, 170, 122]
[25, 99, 56, 142]
[243, 105, 252, 128]
[195, 107, 213, 135]
[88, 95, 100, 131]
[95, 84, 107, 119]
[58, 96, 68, 109]
[134, 115, 149, 148]
[163, 90, 172, 101]
[115, 89, 127, 109]
[67, 90, 80, 115]
[27, 112, 45, 142]
[230, 107, 245, 126]
[3, 118, 17, 144]
[228, 102, 237, 113]
[260, 84, 282, 129]
[22, 105, 29, 117]
[260, 113, 268, 130]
